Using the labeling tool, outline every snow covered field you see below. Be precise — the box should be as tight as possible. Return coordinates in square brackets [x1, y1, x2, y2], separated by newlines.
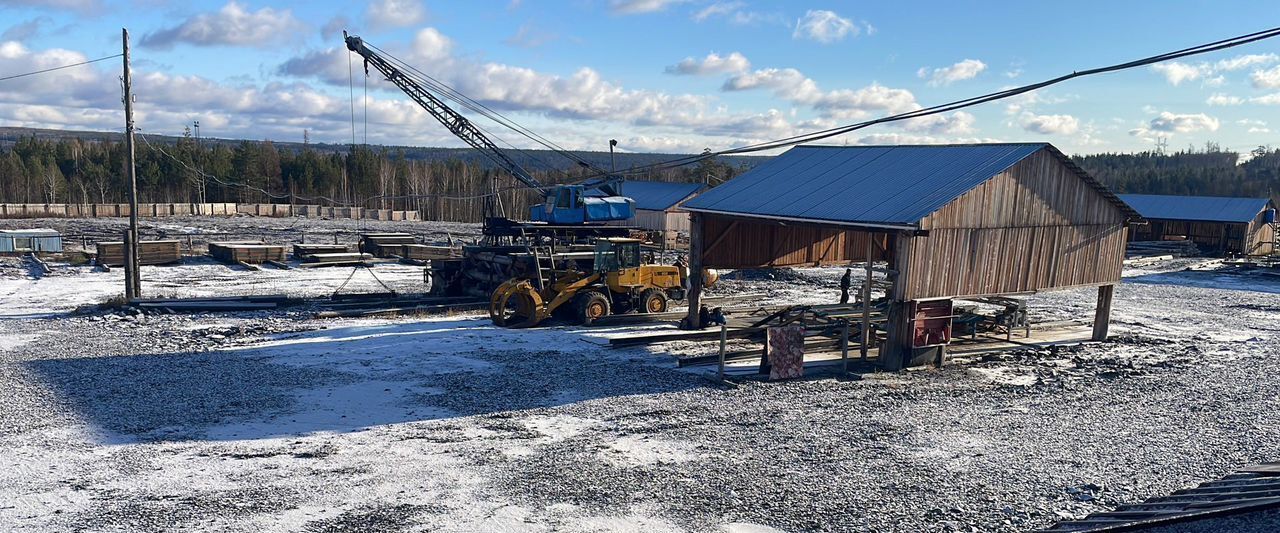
[2, 218, 1280, 532]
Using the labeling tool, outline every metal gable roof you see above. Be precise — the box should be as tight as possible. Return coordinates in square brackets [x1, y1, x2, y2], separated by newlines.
[588, 180, 705, 211]
[682, 143, 1056, 227]
[1117, 193, 1273, 224]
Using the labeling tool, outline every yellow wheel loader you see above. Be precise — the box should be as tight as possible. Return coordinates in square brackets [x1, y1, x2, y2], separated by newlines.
[488, 238, 717, 328]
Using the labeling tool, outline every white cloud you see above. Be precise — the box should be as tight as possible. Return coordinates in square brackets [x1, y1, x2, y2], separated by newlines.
[1216, 53, 1278, 71]
[2, 17, 50, 41]
[1146, 111, 1220, 133]
[792, 10, 862, 44]
[692, 1, 781, 25]
[1149, 61, 1209, 86]
[1251, 66, 1280, 89]
[1238, 119, 1269, 134]
[1251, 93, 1280, 105]
[693, 1, 740, 21]
[666, 52, 750, 75]
[917, 59, 987, 87]
[366, 0, 426, 29]
[140, 2, 303, 49]
[505, 23, 557, 49]
[1019, 112, 1079, 135]
[609, 0, 687, 14]
[1206, 93, 1243, 106]
[1149, 54, 1280, 87]
[319, 15, 349, 40]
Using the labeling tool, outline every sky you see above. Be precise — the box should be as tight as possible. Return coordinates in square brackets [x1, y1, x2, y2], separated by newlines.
[0, 0, 1278, 159]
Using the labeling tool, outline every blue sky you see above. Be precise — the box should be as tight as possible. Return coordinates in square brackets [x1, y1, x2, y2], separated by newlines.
[1, 0, 1278, 158]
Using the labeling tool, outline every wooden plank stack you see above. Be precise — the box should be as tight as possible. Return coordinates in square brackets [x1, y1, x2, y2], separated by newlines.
[96, 240, 182, 266]
[298, 252, 373, 268]
[360, 233, 416, 258]
[402, 244, 457, 261]
[208, 241, 286, 264]
[293, 243, 349, 259]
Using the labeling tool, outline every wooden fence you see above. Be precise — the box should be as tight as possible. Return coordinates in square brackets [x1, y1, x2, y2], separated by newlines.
[0, 203, 421, 221]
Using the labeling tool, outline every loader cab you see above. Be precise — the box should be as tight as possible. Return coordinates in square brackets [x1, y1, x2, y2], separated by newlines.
[593, 238, 642, 274]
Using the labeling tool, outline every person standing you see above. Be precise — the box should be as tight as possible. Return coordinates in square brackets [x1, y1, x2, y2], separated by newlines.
[839, 268, 852, 304]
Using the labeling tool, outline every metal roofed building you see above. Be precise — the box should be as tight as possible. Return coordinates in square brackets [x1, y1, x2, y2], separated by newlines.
[590, 180, 707, 244]
[1118, 193, 1276, 255]
[680, 143, 1141, 369]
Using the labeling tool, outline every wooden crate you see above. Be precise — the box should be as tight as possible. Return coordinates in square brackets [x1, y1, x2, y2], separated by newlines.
[208, 241, 286, 264]
[96, 240, 182, 266]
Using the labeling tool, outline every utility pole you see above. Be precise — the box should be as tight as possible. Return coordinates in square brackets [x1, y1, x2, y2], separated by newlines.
[122, 28, 141, 299]
[608, 139, 618, 173]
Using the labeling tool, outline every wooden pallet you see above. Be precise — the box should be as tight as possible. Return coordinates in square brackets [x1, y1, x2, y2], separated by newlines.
[1040, 462, 1280, 531]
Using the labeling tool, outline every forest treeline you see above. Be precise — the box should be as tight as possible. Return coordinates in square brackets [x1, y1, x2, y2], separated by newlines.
[1073, 143, 1280, 201]
[0, 133, 743, 222]
[1, 134, 1278, 222]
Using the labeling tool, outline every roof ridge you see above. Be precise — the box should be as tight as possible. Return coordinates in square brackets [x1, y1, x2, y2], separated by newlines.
[796, 142, 1050, 149]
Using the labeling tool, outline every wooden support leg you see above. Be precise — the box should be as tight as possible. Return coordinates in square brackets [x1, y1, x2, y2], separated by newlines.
[718, 324, 727, 382]
[882, 301, 909, 371]
[685, 213, 705, 330]
[1092, 284, 1115, 341]
[840, 320, 849, 373]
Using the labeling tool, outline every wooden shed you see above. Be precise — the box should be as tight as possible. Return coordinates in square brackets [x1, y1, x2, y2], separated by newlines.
[591, 180, 706, 243]
[1118, 194, 1276, 256]
[681, 143, 1140, 369]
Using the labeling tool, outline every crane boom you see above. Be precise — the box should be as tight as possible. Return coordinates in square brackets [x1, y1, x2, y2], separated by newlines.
[343, 32, 634, 227]
[344, 33, 546, 194]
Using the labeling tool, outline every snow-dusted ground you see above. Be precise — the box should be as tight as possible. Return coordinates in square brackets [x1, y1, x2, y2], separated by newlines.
[2, 218, 1280, 532]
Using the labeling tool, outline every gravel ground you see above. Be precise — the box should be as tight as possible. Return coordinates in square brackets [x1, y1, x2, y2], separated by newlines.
[1, 218, 1279, 532]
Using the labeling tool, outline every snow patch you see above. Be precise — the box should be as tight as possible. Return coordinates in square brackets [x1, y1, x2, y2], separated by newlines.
[602, 435, 695, 467]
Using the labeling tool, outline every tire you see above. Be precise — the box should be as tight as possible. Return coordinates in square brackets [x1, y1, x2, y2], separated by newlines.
[575, 291, 611, 325]
[640, 288, 668, 313]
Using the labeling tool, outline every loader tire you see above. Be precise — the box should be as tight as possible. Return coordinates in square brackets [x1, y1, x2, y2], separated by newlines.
[576, 291, 611, 325]
[640, 288, 668, 313]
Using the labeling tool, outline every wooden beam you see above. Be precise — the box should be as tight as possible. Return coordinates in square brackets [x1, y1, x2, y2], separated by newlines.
[685, 212, 705, 329]
[860, 234, 872, 360]
[1092, 284, 1114, 341]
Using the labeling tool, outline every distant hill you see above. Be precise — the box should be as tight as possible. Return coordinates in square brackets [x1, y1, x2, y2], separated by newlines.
[0, 126, 767, 172]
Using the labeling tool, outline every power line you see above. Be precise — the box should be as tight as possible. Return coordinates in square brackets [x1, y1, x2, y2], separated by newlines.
[591, 25, 1280, 178]
[0, 54, 122, 82]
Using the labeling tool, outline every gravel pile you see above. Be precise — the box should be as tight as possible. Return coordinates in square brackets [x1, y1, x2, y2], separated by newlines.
[1, 250, 1278, 532]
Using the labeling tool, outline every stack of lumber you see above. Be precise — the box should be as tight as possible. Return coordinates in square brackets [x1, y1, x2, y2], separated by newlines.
[208, 241, 286, 264]
[402, 244, 457, 261]
[1126, 240, 1199, 260]
[96, 240, 182, 266]
[298, 252, 373, 268]
[360, 233, 415, 258]
[293, 243, 348, 259]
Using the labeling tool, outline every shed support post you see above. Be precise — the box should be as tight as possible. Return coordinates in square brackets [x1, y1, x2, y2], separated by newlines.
[880, 232, 914, 370]
[684, 212, 705, 329]
[860, 234, 872, 361]
[1092, 284, 1114, 341]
